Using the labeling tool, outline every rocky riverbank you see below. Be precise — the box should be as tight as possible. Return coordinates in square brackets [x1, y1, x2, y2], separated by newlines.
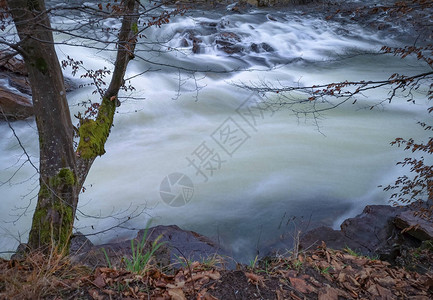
[4, 203, 433, 299]
[299, 202, 433, 273]
[67, 202, 433, 275]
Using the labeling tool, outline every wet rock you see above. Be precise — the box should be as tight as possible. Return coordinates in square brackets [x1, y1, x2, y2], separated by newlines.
[300, 205, 424, 263]
[0, 51, 77, 120]
[250, 42, 275, 53]
[192, 41, 201, 54]
[0, 50, 32, 96]
[0, 51, 27, 75]
[136, 225, 226, 265]
[215, 32, 243, 54]
[261, 43, 275, 52]
[395, 210, 433, 241]
[199, 21, 219, 33]
[241, 0, 317, 7]
[0, 87, 33, 120]
[250, 43, 260, 53]
[64, 77, 78, 93]
[186, 32, 203, 54]
[70, 225, 225, 269]
[10, 243, 30, 261]
[179, 38, 189, 47]
[300, 226, 357, 252]
[2, 73, 32, 95]
[70, 232, 94, 254]
[227, 2, 255, 13]
[266, 14, 277, 21]
[339, 205, 410, 255]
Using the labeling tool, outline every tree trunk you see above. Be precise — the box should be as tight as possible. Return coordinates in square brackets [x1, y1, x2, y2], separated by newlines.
[7, 0, 139, 253]
[8, 0, 78, 252]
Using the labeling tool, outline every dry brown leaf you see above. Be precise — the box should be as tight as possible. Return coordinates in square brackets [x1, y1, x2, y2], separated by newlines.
[289, 277, 315, 294]
[348, 275, 360, 287]
[88, 289, 104, 300]
[342, 254, 354, 260]
[191, 261, 200, 269]
[283, 269, 298, 278]
[307, 276, 323, 288]
[189, 273, 207, 282]
[99, 267, 112, 273]
[317, 260, 329, 270]
[342, 281, 357, 295]
[200, 291, 219, 300]
[336, 272, 346, 283]
[245, 272, 265, 287]
[331, 260, 343, 272]
[289, 291, 303, 300]
[92, 275, 106, 288]
[155, 278, 169, 288]
[376, 284, 393, 300]
[276, 289, 284, 300]
[175, 270, 186, 283]
[205, 270, 221, 280]
[318, 287, 339, 300]
[102, 289, 116, 295]
[352, 258, 369, 266]
[375, 276, 396, 287]
[366, 284, 379, 296]
[168, 288, 187, 300]
[320, 241, 327, 249]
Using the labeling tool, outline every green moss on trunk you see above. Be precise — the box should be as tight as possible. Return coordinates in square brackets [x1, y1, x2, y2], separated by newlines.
[77, 97, 116, 159]
[30, 197, 74, 252]
[49, 168, 75, 187]
[33, 57, 48, 74]
[29, 168, 77, 253]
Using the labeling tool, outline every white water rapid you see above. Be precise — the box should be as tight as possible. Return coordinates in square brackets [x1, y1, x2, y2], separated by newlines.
[0, 2, 431, 261]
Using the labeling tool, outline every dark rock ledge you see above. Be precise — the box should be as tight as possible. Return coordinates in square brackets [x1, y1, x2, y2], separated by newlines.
[68, 202, 433, 271]
[70, 225, 228, 269]
[299, 202, 433, 267]
[0, 50, 77, 120]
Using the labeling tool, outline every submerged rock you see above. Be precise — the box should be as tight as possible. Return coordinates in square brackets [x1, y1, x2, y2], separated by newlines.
[250, 42, 275, 53]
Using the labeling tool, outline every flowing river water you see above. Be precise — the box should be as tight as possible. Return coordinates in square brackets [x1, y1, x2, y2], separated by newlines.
[0, 1, 431, 261]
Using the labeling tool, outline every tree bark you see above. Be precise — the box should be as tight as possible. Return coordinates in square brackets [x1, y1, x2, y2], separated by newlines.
[7, 0, 139, 253]
[8, 0, 78, 252]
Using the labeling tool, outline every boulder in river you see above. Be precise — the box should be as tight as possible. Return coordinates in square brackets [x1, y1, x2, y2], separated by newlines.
[215, 32, 243, 54]
[250, 42, 275, 53]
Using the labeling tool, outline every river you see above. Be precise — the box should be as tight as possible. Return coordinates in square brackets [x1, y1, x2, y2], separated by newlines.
[0, 1, 431, 261]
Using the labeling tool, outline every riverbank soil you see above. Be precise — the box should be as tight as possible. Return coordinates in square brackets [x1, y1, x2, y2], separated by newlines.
[1, 242, 432, 299]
